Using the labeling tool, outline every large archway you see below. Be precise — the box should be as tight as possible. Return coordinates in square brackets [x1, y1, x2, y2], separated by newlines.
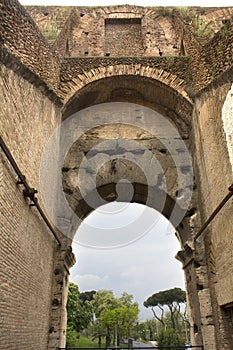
[53, 101, 196, 241]
[70, 201, 185, 327]
[37, 71, 205, 348]
[42, 84, 202, 346]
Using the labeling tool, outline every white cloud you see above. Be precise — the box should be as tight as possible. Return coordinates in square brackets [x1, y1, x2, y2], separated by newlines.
[72, 273, 110, 290]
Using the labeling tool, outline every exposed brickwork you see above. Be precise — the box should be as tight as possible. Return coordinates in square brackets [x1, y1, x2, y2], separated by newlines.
[105, 18, 144, 56]
[173, 12, 233, 92]
[25, 6, 72, 43]
[0, 0, 60, 90]
[0, 154, 55, 350]
[60, 57, 192, 104]
[0, 62, 62, 350]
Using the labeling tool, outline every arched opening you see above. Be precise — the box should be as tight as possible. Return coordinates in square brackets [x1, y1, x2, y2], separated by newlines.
[68, 201, 186, 346]
[44, 80, 198, 348]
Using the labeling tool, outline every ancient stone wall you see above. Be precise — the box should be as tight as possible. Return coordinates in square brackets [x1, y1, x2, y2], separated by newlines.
[58, 6, 180, 58]
[173, 13, 233, 92]
[105, 18, 144, 56]
[222, 84, 233, 172]
[25, 6, 72, 43]
[0, 61, 62, 349]
[0, 0, 60, 91]
[192, 82, 233, 349]
[1, 2, 233, 350]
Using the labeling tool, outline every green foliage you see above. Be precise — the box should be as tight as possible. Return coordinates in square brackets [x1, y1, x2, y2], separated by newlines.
[90, 290, 139, 347]
[144, 287, 186, 308]
[191, 16, 213, 37]
[75, 334, 99, 348]
[178, 8, 217, 40]
[80, 290, 96, 304]
[144, 288, 189, 342]
[42, 20, 59, 41]
[67, 282, 83, 332]
[66, 324, 79, 348]
[66, 282, 95, 334]
[92, 290, 118, 318]
[157, 326, 185, 347]
[220, 24, 228, 38]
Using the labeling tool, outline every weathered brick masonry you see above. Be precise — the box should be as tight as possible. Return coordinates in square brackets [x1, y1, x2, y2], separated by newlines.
[0, 1, 233, 349]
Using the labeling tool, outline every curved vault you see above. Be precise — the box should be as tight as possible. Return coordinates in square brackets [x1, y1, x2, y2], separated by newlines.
[56, 102, 197, 246]
[62, 74, 193, 139]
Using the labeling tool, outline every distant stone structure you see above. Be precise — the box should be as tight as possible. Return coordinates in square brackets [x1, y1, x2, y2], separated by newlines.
[0, 1, 233, 349]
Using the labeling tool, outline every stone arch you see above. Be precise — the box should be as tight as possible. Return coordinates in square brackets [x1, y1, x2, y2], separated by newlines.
[60, 63, 192, 105]
[61, 67, 193, 146]
[56, 102, 196, 248]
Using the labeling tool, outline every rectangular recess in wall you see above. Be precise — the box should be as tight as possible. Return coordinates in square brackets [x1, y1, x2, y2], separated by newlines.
[105, 18, 144, 56]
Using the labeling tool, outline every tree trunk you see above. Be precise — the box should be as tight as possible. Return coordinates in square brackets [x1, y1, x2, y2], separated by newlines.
[98, 335, 102, 348]
[105, 328, 111, 348]
[149, 327, 155, 341]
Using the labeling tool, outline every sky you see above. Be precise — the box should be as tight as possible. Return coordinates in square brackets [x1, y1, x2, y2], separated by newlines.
[70, 202, 185, 321]
[19, 0, 232, 7]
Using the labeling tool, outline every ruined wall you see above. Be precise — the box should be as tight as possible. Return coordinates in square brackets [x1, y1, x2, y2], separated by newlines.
[105, 18, 144, 56]
[60, 6, 180, 58]
[173, 12, 233, 92]
[192, 82, 233, 349]
[1, 2, 233, 349]
[0, 61, 61, 349]
[0, 0, 60, 91]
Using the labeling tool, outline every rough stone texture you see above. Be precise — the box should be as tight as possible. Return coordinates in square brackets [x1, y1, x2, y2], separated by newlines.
[173, 11, 233, 92]
[0, 155, 55, 350]
[60, 105, 196, 246]
[0, 63, 60, 350]
[105, 18, 144, 56]
[0, 1, 233, 350]
[58, 6, 181, 58]
[222, 84, 233, 172]
[192, 83, 233, 349]
[0, 0, 60, 91]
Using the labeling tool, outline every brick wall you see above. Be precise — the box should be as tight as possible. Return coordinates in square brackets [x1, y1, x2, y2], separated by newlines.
[65, 6, 180, 58]
[0, 62, 61, 350]
[105, 18, 144, 56]
[0, 0, 60, 91]
[173, 13, 233, 92]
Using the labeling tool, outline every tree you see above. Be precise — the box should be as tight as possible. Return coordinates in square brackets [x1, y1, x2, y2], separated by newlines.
[66, 324, 79, 348]
[80, 290, 96, 305]
[145, 319, 157, 341]
[91, 290, 119, 347]
[92, 290, 118, 318]
[157, 326, 185, 347]
[144, 287, 186, 331]
[90, 290, 139, 347]
[66, 282, 96, 348]
[66, 282, 83, 333]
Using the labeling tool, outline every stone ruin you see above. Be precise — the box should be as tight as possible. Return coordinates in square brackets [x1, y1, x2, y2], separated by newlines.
[0, 1, 233, 349]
